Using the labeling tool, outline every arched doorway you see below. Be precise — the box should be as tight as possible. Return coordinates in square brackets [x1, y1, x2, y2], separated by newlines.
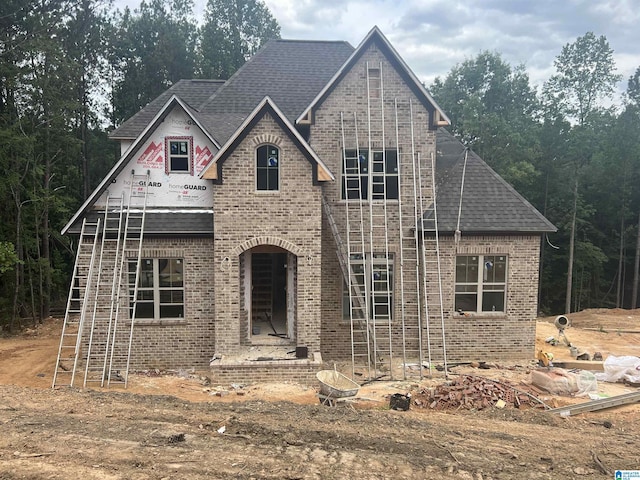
[242, 245, 296, 344]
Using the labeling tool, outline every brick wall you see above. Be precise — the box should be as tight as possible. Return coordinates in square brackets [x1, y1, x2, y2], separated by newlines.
[309, 42, 541, 365]
[212, 113, 323, 356]
[76, 236, 215, 372]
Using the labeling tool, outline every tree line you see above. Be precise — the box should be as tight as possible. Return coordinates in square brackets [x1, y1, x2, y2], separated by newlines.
[430, 32, 640, 315]
[0, 0, 279, 329]
[0, 0, 638, 330]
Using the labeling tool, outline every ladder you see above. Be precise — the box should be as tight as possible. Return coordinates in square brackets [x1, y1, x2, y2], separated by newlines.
[52, 217, 101, 388]
[365, 61, 393, 378]
[394, 98, 425, 379]
[341, 111, 374, 378]
[106, 170, 149, 387]
[417, 151, 448, 377]
[83, 170, 149, 387]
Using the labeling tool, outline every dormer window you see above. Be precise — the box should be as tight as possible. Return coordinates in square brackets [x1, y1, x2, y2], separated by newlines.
[166, 137, 193, 174]
[256, 144, 279, 191]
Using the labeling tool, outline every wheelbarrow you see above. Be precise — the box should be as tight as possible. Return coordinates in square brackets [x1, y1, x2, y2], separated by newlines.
[316, 369, 360, 406]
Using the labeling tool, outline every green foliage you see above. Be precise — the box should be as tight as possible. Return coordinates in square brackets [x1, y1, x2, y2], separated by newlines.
[544, 32, 621, 126]
[198, 0, 280, 79]
[430, 52, 542, 193]
[110, 0, 199, 124]
[0, 242, 19, 274]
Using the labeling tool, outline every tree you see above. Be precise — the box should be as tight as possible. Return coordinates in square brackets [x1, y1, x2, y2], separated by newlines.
[110, 0, 198, 125]
[429, 52, 542, 194]
[543, 32, 621, 314]
[198, 0, 280, 79]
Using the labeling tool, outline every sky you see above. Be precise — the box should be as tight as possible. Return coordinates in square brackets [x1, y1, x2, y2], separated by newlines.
[259, 0, 640, 100]
[118, 0, 640, 102]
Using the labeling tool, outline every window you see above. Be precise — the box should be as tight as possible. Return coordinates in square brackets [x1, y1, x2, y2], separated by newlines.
[166, 137, 192, 173]
[130, 258, 184, 319]
[256, 144, 279, 191]
[455, 255, 507, 313]
[342, 253, 394, 321]
[341, 149, 398, 200]
[368, 67, 381, 99]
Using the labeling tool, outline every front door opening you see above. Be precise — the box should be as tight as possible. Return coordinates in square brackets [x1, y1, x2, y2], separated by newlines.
[250, 250, 292, 343]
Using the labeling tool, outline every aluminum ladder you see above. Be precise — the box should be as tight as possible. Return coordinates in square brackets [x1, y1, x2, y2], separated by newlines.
[52, 217, 101, 388]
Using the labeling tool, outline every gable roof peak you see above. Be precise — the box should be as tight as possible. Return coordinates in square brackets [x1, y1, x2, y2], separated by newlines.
[296, 26, 450, 127]
[200, 96, 334, 183]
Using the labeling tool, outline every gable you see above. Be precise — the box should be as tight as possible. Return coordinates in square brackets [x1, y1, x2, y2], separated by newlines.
[95, 106, 217, 209]
[297, 27, 449, 129]
[62, 99, 219, 234]
[201, 98, 333, 184]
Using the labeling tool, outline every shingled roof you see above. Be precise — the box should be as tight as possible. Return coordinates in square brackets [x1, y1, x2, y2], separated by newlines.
[109, 40, 355, 144]
[434, 129, 556, 234]
[110, 79, 225, 140]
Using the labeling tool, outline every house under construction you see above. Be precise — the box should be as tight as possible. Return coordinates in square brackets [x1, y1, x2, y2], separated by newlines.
[53, 27, 555, 388]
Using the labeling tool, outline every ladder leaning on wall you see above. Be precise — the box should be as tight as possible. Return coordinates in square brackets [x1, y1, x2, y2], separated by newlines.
[393, 98, 448, 378]
[52, 170, 149, 389]
[331, 60, 449, 381]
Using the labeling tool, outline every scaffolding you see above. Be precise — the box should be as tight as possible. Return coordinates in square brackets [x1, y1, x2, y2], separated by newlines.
[53, 170, 149, 388]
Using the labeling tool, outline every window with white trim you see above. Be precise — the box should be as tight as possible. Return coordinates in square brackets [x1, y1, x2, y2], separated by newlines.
[166, 137, 192, 173]
[341, 149, 398, 200]
[256, 144, 279, 191]
[342, 253, 394, 321]
[455, 255, 507, 313]
[130, 258, 184, 319]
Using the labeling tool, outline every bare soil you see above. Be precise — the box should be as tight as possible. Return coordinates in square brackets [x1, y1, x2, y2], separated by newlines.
[1, 309, 639, 479]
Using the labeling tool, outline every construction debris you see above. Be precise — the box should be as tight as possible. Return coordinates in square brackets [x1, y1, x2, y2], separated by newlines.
[412, 375, 547, 411]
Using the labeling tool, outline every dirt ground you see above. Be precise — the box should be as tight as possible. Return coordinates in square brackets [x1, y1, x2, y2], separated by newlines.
[1, 309, 639, 479]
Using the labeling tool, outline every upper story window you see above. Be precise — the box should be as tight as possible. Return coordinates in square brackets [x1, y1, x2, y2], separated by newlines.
[455, 255, 507, 313]
[256, 144, 279, 191]
[341, 149, 398, 200]
[368, 67, 381, 99]
[166, 137, 193, 174]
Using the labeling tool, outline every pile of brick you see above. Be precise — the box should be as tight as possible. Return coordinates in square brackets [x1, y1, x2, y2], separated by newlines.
[412, 375, 543, 410]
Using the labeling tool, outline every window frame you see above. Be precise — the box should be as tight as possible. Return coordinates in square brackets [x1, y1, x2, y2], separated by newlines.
[256, 144, 280, 192]
[342, 252, 394, 322]
[130, 258, 185, 320]
[341, 148, 398, 201]
[165, 136, 193, 175]
[455, 254, 507, 314]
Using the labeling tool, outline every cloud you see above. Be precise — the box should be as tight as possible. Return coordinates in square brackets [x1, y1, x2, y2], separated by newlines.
[111, 0, 640, 100]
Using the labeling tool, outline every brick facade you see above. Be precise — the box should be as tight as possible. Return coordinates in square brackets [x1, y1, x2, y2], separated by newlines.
[212, 113, 323, 357]
[69, 33, 546, 383]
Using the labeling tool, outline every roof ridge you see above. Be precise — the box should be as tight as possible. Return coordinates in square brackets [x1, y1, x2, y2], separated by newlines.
[274, 39, 353, 45]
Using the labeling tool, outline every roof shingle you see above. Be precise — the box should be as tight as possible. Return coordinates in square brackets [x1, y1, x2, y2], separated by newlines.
[434, 129, 556, 234]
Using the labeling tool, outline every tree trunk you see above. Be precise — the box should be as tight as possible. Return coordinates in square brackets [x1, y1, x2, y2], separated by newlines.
[617, 211, 624, 308]
[632, 210, 640, 308]
[565, 175, 578, 314]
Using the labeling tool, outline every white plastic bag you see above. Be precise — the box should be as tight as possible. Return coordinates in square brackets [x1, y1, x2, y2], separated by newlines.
[595, 355, 640, 383]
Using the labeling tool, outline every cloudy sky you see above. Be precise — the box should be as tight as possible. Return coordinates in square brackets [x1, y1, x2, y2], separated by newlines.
[259, 0, 640, 99]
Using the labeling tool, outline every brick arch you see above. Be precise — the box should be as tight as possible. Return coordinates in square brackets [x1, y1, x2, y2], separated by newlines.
[251, 133, 283, 147]
[233, 236, 304, 257]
